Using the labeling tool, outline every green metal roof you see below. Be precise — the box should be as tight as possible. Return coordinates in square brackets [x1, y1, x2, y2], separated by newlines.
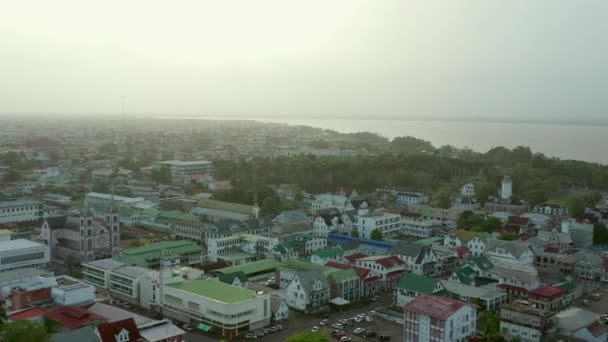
[158, 210, 198, 222]
[556, 281, 576, 293]
[467, 255, 493, 271]
[214, 259, 282, 275]
[316, 246, 343, 259]
[453, 266, 476, 285]
[397, 273, 442, 294]
[118, 240, 201, 266]
[279, 259, 339, 277]
[167, 279, 257, 304]
[142, 208, 162, 217]
[329, 269, 358, 283]
[218, 271, 248, 285]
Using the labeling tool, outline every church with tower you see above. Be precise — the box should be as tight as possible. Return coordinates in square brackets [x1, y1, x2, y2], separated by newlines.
[39, 206, 120, 262]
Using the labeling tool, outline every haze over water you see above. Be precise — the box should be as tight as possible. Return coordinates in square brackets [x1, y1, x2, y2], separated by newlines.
[166, 116, 608, 165]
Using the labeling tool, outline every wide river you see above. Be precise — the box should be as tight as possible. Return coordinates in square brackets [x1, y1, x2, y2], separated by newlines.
[163, 116, 608, 165]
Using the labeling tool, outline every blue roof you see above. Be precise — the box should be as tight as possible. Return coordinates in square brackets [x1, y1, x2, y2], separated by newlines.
[327, 233, 396, 249]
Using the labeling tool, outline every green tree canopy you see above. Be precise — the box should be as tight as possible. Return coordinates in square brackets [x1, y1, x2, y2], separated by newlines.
[3, 168, 21, 182]
[390, 136, 436, 155]
[287, 332, 329, 342]
[351, 230, 359, 238]
[91, 181, 110, 193]
[565, 195, 586, 217]
[1, 320, 50, 342]
[525, 189, 549, 208]
[152, 166, 172, 184]
[593, 224, 608, 245]
[499, 232, 518, 241]
[475, 182, 497, 205]
[370, 229, 383, 241]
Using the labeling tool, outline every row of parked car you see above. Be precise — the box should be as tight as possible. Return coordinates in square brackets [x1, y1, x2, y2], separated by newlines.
[582, 293, 602, 306]
[112, 299, 132, 309]
[245, 324, 283, 339]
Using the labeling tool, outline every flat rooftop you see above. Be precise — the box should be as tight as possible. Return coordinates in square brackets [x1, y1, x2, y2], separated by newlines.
[214, 259, 282, 276]
[84, 258, 126, 271]
[0, 198, 42, 208]
[0, 239, 47, 252]
[166, 279, 258, 304]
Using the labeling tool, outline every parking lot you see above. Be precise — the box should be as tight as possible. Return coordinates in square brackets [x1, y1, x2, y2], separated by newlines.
[246, 294, 401, 342]
[576, 287, 608, 314]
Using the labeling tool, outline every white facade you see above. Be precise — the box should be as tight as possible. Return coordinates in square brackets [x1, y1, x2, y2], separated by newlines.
[311, 194, 353, 213]
[0, 199, 43, 224]
[461, 183, 475, 197]
[357, 212, 401, 239]
[404, 297, 477, 342]
[400, 216, 436, 238]
[207, 234, 279, 263]
[500, 321, 542, 342]
[484, 241, 534, 268]
[156, 160, 214, 183]
[285, 273, 330, 311]
[162, 279, 270, 336]
[51, 275, 96, 306]
[0, 239, 50, 272]
[468, 237, 487, 257]
[501, 175, 513, 200]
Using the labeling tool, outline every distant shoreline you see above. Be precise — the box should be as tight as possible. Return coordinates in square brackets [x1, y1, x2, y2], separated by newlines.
[1, 112, 608, 128]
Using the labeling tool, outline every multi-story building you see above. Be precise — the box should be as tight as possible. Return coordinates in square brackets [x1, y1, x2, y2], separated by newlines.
[483, 240, 534, 268]
[82, 258, 128, 289]
[84, 192, 147, 209]
[285, 269, 330, 312]
[108, 265, 158, 306]
[154, 160, 214, 183]
[391, 241, 438, 276]
[533, 203, 569, 229]
[0, 239, 50, 272]
[395, 273, 445, 306]
[118, 240, 202, 270]
[500, 300, 554, 342]
[403, 294, 476, 342]
[562, 219, 594, 249]
[162, 279, 270, 338]
[39, 208, 120, 262]
[311, 194, 354, 213]
[356, 210, 401, 239]
[399, 212, 438, 238]
[354, 255, 405, 289]
[207, 234, 279, 265]
[0, 198, 43, 224]
[327, 268, 361, 303]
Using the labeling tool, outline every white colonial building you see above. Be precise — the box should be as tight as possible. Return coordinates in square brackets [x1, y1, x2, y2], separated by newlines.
[0, 239, 50, 272]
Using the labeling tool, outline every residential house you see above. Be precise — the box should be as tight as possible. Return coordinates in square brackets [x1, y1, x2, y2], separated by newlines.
[335, 187, 358, 199]
[390, 241, 438, 276]
[310, 246, 344, 265]
[395, 273, 445, 306]
[269, 241, 299, 261]
[218, 271, 248, 288]
[536, 229, 573, 252]
[575, 252, 604, 281]
[440, 280, 507, 310]
[327, 268, 361, 303]
[312, 211, 344, 238]
[311, 194, 354, 213]
[403, 294, 476, 342]
[354, 255, 405, 289]
[483, 240, 534, 268]
[533, 203, 569, 229]
[324, 261, 381, 297]
[97, 318, 142, 342]
[499, 300, 555, 342]
[553, 307, 608, 342]
[270, 295, 290, 323]
[443, 230, 491, 257]
[399, 212, 437, 238]
[285, 269, 330, 312]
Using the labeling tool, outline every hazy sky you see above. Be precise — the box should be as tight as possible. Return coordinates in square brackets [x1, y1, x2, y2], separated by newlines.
[1, 0, 607, 122]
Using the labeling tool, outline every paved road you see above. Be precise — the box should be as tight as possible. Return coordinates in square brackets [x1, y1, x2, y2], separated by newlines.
[182, 294, 400, 342]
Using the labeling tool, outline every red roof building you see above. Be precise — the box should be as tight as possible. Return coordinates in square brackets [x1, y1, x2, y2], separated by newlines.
[344, 253, 367, 264]
[528, 285, 566, 311]
[97, 318, 142, 342]
[403, 294, 476, 341]
[45, 306, 107, 329]
[8, 307, 47, 321]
